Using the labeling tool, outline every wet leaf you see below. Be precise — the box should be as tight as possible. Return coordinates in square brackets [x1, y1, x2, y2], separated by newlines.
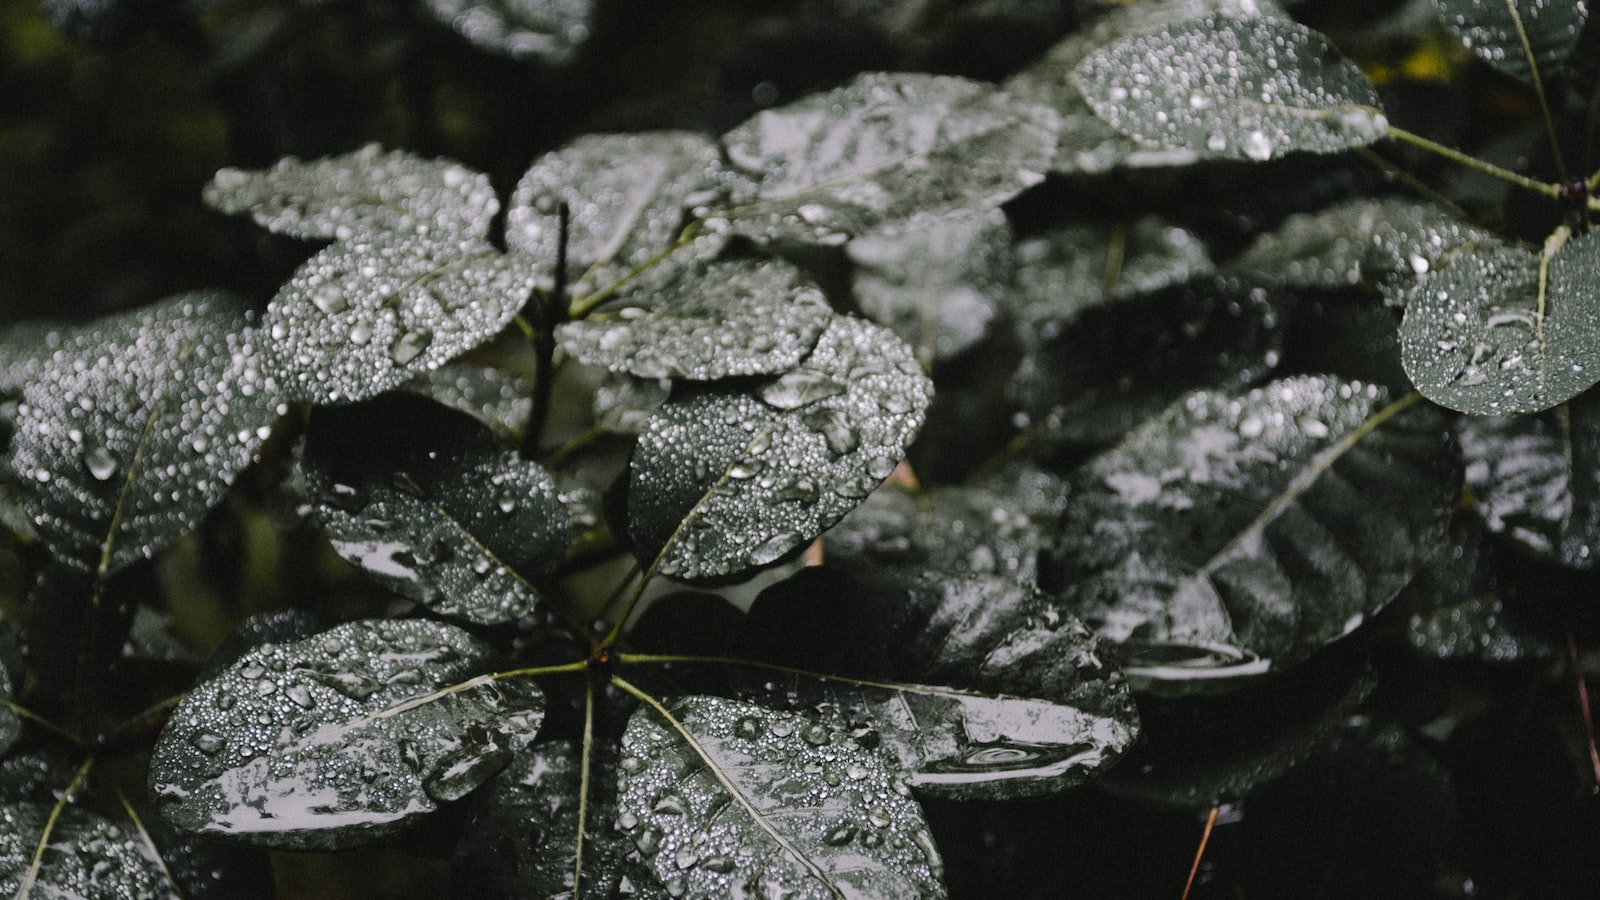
[401, 362, 534, 440]
[1042, 375, 1461, 693]
[823, 483, 1040, 583]
[747, 567, 1140, 800]
[1458, 394, 1600, 568]
[1432, 0, 1589, 84]
[847, 209, 1013, 366]
[721, 72, 1057, 244]
[302, 394, 570, 624]
[0, 801, 178, 899]
[262, 235, 537, 404]
[629, 316, 932, 582]
[616, 694, 945, 898]
[0, 320, 65, 400]
[9, 292, 282, 579]
[1226, 197, 1495, 306]
[1005, 217, 1214, 327]
[150, 619, 544, 850]
[555, 258, 833, 381]
[1073, 12, 1388, 161]
[1400, 231, 1600, 415]
[204, 144, 499, 242]
[507, 131, 743, 294]
[594, 374, 671, 435]
[423, 0, 594, 63]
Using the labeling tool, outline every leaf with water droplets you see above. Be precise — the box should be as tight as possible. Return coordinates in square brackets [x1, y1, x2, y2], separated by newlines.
[1073, 12, 1387, 162]
[1227, 197, 1496, 305]
[422, 0, 594, 63]
[8, 292, 282, 579]
[747, 568, 1140, 800]
[1005, 217, 1214, 327]
[629, 316, 932, 582]
[1041, 375, 1461, 694]
[721, 72, 1057, 246]
[847, 209, 1013, 367]
[401, 362, 534, 440]
[1400, 231, 1600, 415]
[1458, 392, 1600, 569]
[507, 131, 744, 296]
[556, 258, 833, 381]
[0, 800, 179, 898]
[263, 235, 537, 404]
[824, 483, 1040, 583]
[204, 144, 498, 242]
[617, 694, 946, 899]
[1432, 0, 1589, 84]
[150, 619, 544, 851]
[302, 394, 570, 624]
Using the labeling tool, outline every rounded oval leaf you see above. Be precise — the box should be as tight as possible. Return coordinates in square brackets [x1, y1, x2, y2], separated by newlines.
[617, 695, 945, 899]
[9, 292, 283, 578]
[151, 619, 544, 850]
[303, 394, 571, 624]
[629, 316, 933, 582]
[1073, 15, 1387, 161]
[205, 144, 498, 241]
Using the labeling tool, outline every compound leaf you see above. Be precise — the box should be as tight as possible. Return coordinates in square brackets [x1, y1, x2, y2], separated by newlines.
[302, 393, 570, 625]
[1042, 375, 1461, 693]
[151, 619, 544, 851]
[9, 292, 282, 579]
[205, 144, 499, 242]
[617, 694, 946, 899]
[629, 316, 932, 582]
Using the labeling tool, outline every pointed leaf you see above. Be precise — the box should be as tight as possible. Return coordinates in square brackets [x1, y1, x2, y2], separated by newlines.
[151, 619, 544, 850]
[823, 483, 1040, 583]
[555, 258, 833, 381]
[1042, 375, 1461, 693]
[507, 131, 744, 293]
[302, 394, 570, 624]
[617, 694, 946, 899]
[422, 0, 594, 63]
[262, 236, 536, 403]
[1401, 231, 1600, 415]
[847, 209, 1013, 366]
[9, 292, 283, 578]
[721, 72, 1057, 244]
[629, 316, 932, 582]
[1, 802, 178, 898]
[1006, 217, 1214, 327]
[1432, 0, 1589, 84]
[1073, 14, 1387, 161]
[747, 568, 1140, 799]
[205, 144, 499, 241]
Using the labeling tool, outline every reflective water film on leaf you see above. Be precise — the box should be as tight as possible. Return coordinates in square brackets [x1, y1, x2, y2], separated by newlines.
[205, 144, 498, 242]
[9, 292, 282, 579]
[1073, 13, 1387, 161]
[556, 258, 833, 381]
[302, 394, 570, 624]
[617, 695, 945, 899]
[151, 619, 543, 850]
[629, 316, 932, 582]
[1042, 375, 1460, 692]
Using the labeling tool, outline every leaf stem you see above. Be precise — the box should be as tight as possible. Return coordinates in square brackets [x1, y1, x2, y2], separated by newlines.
[572, 675, 597, 898]
[15, 755, 94, 900]
[521, 202, 571, 459]
[567, 218, 704, 320]
[1503, 0, 1569, 184]
[1384, 125, 1562, 199]
[0, 697, 81, 747]
[116, 789, 184, 899]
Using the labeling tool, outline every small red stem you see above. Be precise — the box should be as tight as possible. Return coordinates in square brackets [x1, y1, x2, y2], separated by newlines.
[1181, 804, 1220, 900]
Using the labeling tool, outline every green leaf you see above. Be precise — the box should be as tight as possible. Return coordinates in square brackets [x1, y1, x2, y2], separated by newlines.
[1042, 375, 1461, 693]
[1006, 217, 1214, 326]
[1432, 0, 1589, 84]
[823, 483, 1039, 583]
[150, 619, 543, 850]
[507, 131, 743, 295]
[617, 694, 946, 899]
[422, 0, 594, 63]
[1073, 12, 1388, 162]
[1400, 230, 1600, 415]
[746, 568, 1140, 800]
[721, 72, 1057, 245]
[1, 801, 178, 898]
[555, 258, 833, 381]
[1458, 393, 1600, 568]
[302, 394, 570, 624]
[401, 362, 534, 440]
[9, 292, 283, 579]
[629, 316, 932, 582]
[262, 235, 537, 404]
[847, 209, 1013, 367]
[204, 144, 499, 241]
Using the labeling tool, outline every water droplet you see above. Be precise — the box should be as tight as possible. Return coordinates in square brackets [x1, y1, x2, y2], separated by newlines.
[802, 407, 859, 455]
[313, 284, 349, 315]
[390, 328, 433, 365]
[866, 807, 891, 828]
[674, 844, 700, 869]
[823, 824, 855, 846]
[634, 826, 663, 855]
[286, 684, 316, 709]
[190, 731, 227, 754]
[348, 320, 374, 345]
[801, 722, 830, 746]
[496, 491, 518, 513]
[83, 445, 119, 481]
[1243, 130, 1273, 161]
[653, 792, 687, 816]
[735, 717, 763, 740]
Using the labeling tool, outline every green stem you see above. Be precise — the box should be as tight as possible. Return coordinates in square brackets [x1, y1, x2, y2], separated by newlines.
[568, 218, 705, 320]
[1503, 0, 1569, 184]
[1385, 125, 1562, 199]
[15, 756, 94, 900]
